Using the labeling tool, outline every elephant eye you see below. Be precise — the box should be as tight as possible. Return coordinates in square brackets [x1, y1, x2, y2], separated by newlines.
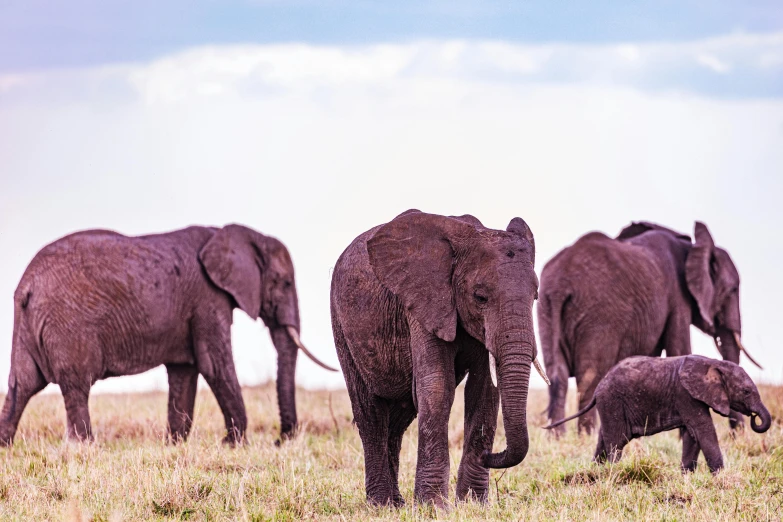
[284, 280, 292, 289]
[473, 292, 489, 304]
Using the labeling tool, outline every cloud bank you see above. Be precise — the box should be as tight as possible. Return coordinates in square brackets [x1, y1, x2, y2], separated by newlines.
[0, 34, 781, 394]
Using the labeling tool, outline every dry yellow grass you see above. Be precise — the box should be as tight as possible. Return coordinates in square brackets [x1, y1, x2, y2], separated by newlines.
[0, 382, 781, 521]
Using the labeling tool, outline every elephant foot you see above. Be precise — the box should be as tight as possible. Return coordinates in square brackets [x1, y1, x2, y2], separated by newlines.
[414, 489, 450, 510]
[276, 426, 298, 445]
[456, 487, 489, 504]
[167, 428, 191, 445]
[366, 492, 405, 508]
[0, 425, 15, 447]
[414, 494, 451, 513]
[66, 432, 94, 444]
[221, 429, 245, 447]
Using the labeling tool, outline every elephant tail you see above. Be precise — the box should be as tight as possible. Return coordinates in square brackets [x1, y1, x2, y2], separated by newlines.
[543, 397, 596, 430]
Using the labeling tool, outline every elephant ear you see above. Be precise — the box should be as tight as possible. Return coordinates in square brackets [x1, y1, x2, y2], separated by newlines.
[367, 212, 476, 343]
[199, 224, 264, 320]
[679, 356, 730, 416]
[616, 221, 691, 241]
[685, 222, 717, 330]
[506, 217, 535, 265]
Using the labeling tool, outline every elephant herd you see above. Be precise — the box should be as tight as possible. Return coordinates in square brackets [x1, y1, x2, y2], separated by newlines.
[0, 210, 772, 507]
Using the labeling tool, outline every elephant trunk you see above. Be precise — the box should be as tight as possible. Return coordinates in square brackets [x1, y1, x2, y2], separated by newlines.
[483, 336, 532, 469]
[715, 327, 763, 370]
[270, 327, 299, 440]
[750, 403, 772, 433]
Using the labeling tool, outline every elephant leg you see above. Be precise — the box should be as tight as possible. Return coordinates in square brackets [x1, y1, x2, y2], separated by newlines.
[269, 327, 299, 442]
[336, 338, 399, 506]
[680, 427, 701, 472]
[387, 403, 417, 506]
[456, 347, 499, 502]
[0, 350, 47, 445]
[193, 316, 247, 446]
[60, 381, 93, 442]
[593, 430, 607, 463]
[166, 364, 199, 443]
[575, 369, 602, 435]
[688, 419, 723, 473]
[356, 394, 395, 505]
[411, 325, 457, 507]
[546, 362, 569, 438]
[729, 410, 744, 431]
[602, 433, 627, 464]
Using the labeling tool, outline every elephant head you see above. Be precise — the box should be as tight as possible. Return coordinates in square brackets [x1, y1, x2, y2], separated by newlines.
[199, 224, 336, 437]
[684, 222, 761, 370]
[679, 356, 771, 433]
[367, 211, 547, 469]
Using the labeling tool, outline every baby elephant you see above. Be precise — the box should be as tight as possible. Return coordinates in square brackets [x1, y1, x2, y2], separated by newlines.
[545, 355, 771, 473]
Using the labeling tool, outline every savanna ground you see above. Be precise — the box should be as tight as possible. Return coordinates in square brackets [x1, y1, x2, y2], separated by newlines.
[1, 381, 781, 521]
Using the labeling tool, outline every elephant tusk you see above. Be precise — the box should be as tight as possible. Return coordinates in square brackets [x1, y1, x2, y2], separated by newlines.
[533, 357, 551, 386]
[488, 352, 498, 388]
[286, 326, 339, 372]
[733, 331, 763, 370]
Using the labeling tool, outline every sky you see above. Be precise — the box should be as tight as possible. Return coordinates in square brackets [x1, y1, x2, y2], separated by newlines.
[0, 1, 782, 398]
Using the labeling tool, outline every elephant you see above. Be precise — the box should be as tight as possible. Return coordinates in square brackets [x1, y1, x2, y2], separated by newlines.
[544, 355, 771, 473]
[330, 210, 549, 507]
[538, 221, 761, 435]
[0, 224, 336, 446]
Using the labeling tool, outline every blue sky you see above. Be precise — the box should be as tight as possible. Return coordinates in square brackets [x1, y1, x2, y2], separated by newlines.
[1, 1, 782, 70]
[0, 2, 781, 393]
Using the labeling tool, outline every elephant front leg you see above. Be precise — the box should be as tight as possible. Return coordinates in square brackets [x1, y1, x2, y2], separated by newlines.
[166, 364, 199, 443]
[411, 322, 457, 507]
[194, 318, 247, 445]
[269, 327, 299, 442]
[456, 350, 499, 502]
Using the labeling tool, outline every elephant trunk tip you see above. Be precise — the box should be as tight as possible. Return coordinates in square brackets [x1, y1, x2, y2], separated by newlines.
[482, 442, 529, 469]
[750, 410, 771, 433]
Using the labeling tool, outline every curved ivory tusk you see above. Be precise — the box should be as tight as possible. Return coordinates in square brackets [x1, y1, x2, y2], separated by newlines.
[488, 352, 498, 388]
[733, 331, 763, 370]
[533, 357, 551, 386]
[286, 326, 339, 372]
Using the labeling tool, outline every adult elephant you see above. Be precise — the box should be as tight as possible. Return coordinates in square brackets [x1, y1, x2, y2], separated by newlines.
[0, 224, 336, 446]
[330, 210, 548, 507]
[538, 221, 761, 435]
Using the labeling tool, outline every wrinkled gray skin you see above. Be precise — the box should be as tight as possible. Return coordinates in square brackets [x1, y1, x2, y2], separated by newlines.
[538, 221, 754, 435]
[545, 355, 772, 473]
[0, 224, 329, 445]
[330, 210, 540, 507]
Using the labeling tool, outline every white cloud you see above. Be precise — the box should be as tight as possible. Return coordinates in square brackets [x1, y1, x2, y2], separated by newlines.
[0, 35, 782, 396]
[696, 53, 732, 73]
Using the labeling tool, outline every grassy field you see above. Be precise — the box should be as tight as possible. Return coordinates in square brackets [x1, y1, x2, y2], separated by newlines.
[0, 382, 781, 521]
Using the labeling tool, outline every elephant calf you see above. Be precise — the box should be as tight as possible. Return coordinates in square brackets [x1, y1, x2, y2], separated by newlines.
[545, 355, 771, 473]
[0, 224, 336, 446]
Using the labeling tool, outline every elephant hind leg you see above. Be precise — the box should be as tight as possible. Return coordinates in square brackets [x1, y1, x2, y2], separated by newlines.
[0, 349, 47, 445]
[680, 427, 700, 472]
[387, 403, 417, 506]
[338, 346, 398, 505]
[60, 381, 93, 442]
[166, 364, 199, 443]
